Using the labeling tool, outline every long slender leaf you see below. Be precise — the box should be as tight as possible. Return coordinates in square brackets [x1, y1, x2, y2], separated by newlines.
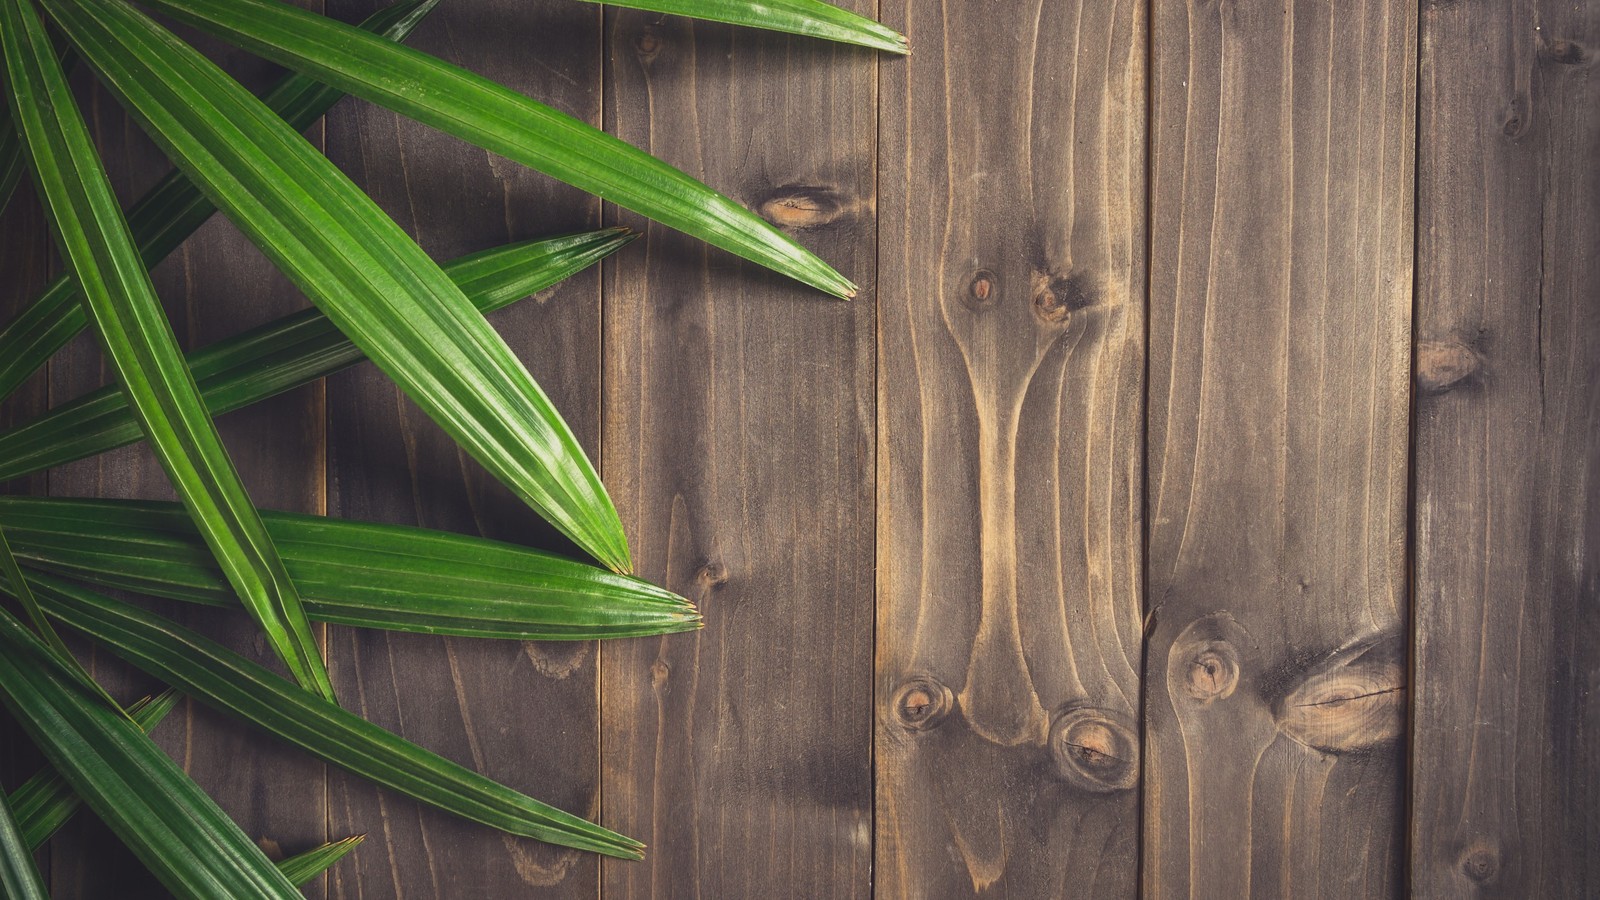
[276, 835, 364, 885]
[580, 0, 908, 54]
[11, 688, 363, 887]
[0, 229, 634, 482]
[10, 690, 181, 849]
[0, 496, 698, 641]
[3, 0, 331, 699]
[0, 0, 441, 404]
[0, 608, 303, 898]
[0, 787, 47, 900]
[140, 0, 857, 299]
[27, 574, 647, 859]
[45, 0, 634, 576]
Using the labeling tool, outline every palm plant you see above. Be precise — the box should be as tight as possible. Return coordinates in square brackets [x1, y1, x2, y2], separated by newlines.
[0, 0, 904, 893]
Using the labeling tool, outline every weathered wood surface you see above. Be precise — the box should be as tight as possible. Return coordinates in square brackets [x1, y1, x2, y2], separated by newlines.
[1411, 0, 1600, 896]
[5, 1, 1600, 897]
[1142, 1, 1416, 897]
[598, 7, 876, 898]
[321, 2, 605, 897]
[873, 0, 1146, 896]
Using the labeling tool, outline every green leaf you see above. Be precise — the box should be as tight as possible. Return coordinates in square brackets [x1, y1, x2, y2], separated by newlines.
[45, 0, 634, 576]
[0, 496, 698, 641]
[4, 0, 332, 700]
[28, 573, 647, 859]
[12, 688, 364, 886]
[0, 229, 635, 481]
[140, 0, 858, 300]
[275, 835, 365, 885]
[10, 690, 181, 849]
[0, 0, 441, 405]
[0, 786, 48, 900]
[581, 0, 908, 54]
[0, 609, 304, 899]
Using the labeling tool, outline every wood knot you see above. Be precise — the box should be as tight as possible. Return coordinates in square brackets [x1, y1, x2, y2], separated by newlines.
[1048, 707, 1138, 793]
[756, 186, 851, 230]
[650, 658, 670, 687]
[1274, 632, 1404, 753]
[891, 676, 954, 731]
[1501, 97, 1531, 139]
[1459, 840, 1501, 884]
[1546, 39, 1590, 66]
[695, 561, 729, 589]
[963, 269, 998, 310]
[1183, 641, 1240, 701]
[632, 24, 664, 62]
[1416, 339, 1482, 393]
[1031, 270, 1094, 325]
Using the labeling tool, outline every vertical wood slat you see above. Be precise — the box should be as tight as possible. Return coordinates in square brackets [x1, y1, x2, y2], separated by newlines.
[0, 117, 58, 890]
[873, 0, 1146, 895]
[42, 21, 332, 898]
[320, 2, 605, 897]
[598, 7, 877, 898]
[1411, 0, 1600, 895]
[1142, 1, 1415, 897]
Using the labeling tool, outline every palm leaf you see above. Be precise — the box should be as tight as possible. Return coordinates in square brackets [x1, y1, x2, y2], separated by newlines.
[0, 229, 635, 481]
[43, 0, 633, 576]
[0, 496, 698, 641]
[9, 690, 180, 849]
[580, 0, 908, 54]
[4, 0, 332, 699]
[0, 786, 47, 900]
[27, 573, 646, 859]
[139, 0, 857, 299]
[10, 687, 364, 886]
[276, 835, 365, 885]
[0, 609, 303, 898]
[0, 0, 441, 404]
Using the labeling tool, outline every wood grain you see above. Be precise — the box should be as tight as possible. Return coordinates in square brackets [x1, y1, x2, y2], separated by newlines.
[320, 2, 606, 897]
[42, 20, 331, 898]
[873, 0, 1146, 895]
[1142, 1, 1416, 897]
[1411, 0, 1600, 895]
[598, 8, 877, 898]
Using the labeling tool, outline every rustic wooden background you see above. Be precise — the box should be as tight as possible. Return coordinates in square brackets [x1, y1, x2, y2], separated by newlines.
[1, 0, 1596, 896]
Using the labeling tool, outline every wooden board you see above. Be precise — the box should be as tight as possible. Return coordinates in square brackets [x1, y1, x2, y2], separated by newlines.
[42, 23, 332, 899]
[598, 7, 878, 897]
[320, 2, 605, 897]
[873, 0, 1147, 895]
[1410, 0, 1600, 895]
[1142, 1, 1416, 897]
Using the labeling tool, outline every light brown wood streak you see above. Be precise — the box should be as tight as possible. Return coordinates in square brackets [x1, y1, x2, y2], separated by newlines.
[1411, 0, 1600, 895]
[875, 0, 1146, 894]
[321, 2, 604, 897]
[1143, 1, 1415, 897]
[600, 6, 877, 897]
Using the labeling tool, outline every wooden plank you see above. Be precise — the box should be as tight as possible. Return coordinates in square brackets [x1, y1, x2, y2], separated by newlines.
[1410, 0, 1600, 895]
[0, 124, 59, 890]
[320, 2, 605, 897]
[1142, 1, 1415, 897]
[598, 9, 877, 898]
[42, 21, 331, 898]
[872, 0, 1146, 895]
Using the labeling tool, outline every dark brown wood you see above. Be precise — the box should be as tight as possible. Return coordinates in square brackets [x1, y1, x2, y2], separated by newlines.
[1142, 1, 1416, 897]
[1410, 0, 1600, 895]
[598, 7, 877, 897]
[38, 23, 333, 898]
[872, 0, 1146, 895]
[320, 2, 605, 897]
